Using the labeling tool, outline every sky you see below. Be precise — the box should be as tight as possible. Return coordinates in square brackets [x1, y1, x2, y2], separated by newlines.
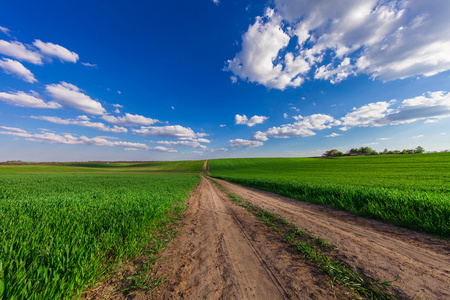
[1, 0, 450, 161]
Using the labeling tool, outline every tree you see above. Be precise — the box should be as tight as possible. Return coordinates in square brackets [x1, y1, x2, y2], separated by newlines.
[323, 149, 344, 157]
[415, 146, 425, 154]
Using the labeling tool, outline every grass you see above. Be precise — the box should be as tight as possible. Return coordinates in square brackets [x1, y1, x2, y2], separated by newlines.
[0, 160, 203, 299]
[210, 179, 395, 299]
[209, 153, 450, 237]
[0, 160, 205, 174]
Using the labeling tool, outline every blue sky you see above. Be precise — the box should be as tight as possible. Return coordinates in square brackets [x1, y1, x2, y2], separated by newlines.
[1, 0, 449, 161]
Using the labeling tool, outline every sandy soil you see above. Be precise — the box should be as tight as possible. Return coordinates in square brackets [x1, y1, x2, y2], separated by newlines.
[86, 160, 449, 299]
[214, 178, 450, 300]
[140, 176, 353, 299]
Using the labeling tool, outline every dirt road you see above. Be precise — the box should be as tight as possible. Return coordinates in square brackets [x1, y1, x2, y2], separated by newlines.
[146, 175, 351, 299]
[214, 177, 450, 300]
[87, 164, 449, 299]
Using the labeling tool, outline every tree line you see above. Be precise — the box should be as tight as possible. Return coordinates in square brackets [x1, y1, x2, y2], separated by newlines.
[323, 146, 425, 157]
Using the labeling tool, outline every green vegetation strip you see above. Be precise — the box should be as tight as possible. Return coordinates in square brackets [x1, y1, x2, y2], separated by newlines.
[208, 154, 450, 237]
[0, 173, 199, 299]
[210, 179, 395, 299]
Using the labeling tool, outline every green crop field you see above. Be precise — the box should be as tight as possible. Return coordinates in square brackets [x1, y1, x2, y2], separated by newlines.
[209, 153, 450, 237]
[0, 161, 203, 299]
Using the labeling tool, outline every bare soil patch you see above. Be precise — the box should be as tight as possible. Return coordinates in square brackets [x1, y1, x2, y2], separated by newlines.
[214, 178, 450, 300]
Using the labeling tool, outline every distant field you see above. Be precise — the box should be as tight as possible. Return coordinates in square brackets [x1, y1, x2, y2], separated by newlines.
[0, 161, 203, 299]
[209, 153, 450, 237]
[0, 160, 205, 174]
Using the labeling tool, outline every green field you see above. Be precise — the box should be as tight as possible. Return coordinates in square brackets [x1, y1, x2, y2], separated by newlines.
[209, 153, 450, 237]
[0, 161, 203, 299]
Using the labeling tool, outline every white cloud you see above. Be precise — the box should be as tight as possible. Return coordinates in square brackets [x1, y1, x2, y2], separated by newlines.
[283, 113, 288, 119]
[411, 135, 424, 139]
[0, 58, 37, 83]
[197, 138, 210, 143]
[114, 108, 120, 114]
[0, 26, 11, 36]
[376, 137, 391, 141]
[229, 138, 263, 148]
[102, 113, 158, 127]
[0, 91, 61, 109]
[81, 62, 97, 67]
[386, 91, 450, 124]
[33, 40, 79, 63]
[150, 146, 177, 153]
[253, 131, 269, 141]
[112, 104, 123, 108]
[341, 91, 450, 129]
[45, 82, 106, 115]
[227, 0, 450, 89]
[207, 148, 228, 152]
[254, 114, 339, 139]
[31, 116, 128, 133]
[424, 119, 437, 124]
[132, 125, 207, 140]
[235, 114, 269, 127]
[341, 101, 393, 128]
[0, 40, 42, 65]
[226, 8, 307, 90]
[219, 124, 226, 127]
[156, 140, 206, 148]
[0, 126, 27, 133]
[325, 133, 341, 138]
[0, 126, 176, 152]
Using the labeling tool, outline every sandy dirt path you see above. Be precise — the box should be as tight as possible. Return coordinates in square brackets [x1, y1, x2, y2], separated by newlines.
[213, 178, 450, 300]
[145, 175, 351, 299]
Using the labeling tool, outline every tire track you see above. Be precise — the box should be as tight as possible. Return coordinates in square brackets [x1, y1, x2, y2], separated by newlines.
[214, 177, 450, 300]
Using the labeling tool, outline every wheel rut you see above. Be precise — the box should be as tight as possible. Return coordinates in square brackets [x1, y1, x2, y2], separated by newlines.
[142, 175, 350, 299]
[214, 177, 450, 300]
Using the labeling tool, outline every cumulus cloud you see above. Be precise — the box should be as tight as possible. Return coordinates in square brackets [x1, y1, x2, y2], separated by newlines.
[258, 114, 339, 139]
[45, 82, 106, 115]
[132, 125, 207, 140]
[253, 131, 269, 141]
[31, 116, 128, 133]
[150, 146, 177, 153]
[340, 91, 450, 129]
[227, 0, 450, 89]
[229, 139, 263, 148]
[156, 140, 206, 148]
[245, 90, 450, 143]
[0, 126, 177, 152]
[0, 58, 37, 83]
[0, 40, 42, 65]
[340, 101, 394, 129]
[325, 133, 341, 138]
[207, 148, 228, 152]
[0, 91, 61, 109]
[197, 138, 211, 143]
[235, 114, 269, 127]
[102, 113, 158, 127]
[33, 40, 79, 63]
